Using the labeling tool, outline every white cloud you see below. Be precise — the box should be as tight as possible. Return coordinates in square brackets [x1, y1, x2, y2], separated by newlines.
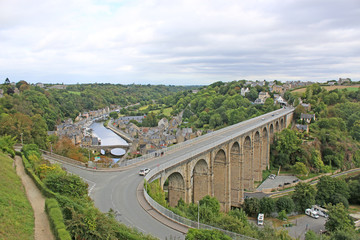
[0, 0, 360, 84]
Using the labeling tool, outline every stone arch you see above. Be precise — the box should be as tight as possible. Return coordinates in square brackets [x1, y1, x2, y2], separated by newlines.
[280, 118, 284, 129]
[213, 149, 227, 209]
[269, 124, 274, 143]
[230, 142, 242, 207]
[243, 136, 253, 190]
[167, 172, 185, 207]
[261, 127, 269, 169]
[253, 131, 261, 181]
[192, 159, 209, 203]
[275, 121, 279, 132]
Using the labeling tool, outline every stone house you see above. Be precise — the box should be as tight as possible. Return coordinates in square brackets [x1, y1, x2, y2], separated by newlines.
[82, 136, 92, 147]
[241, 87, 250, 96]
[300, 113, 316, 123]
[258, 91, 270, 101]
[338, 78, 351, 85]
[158, 118, 169, 129]
[119, 115, 146, 124]
[272, 85, 283, 94]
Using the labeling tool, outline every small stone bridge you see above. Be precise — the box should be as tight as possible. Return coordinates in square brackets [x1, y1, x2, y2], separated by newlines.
[145, 108, 294, 212]
[89, 144, 130, 154]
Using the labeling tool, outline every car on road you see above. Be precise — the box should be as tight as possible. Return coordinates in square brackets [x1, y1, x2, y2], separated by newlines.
[139, 168, 150, 176]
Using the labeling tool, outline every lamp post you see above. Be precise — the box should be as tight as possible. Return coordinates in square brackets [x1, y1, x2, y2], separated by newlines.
[20, 133, 23, 145]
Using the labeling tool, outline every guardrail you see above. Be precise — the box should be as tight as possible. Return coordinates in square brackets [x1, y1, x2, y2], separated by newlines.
[143, 188, 256, 240]
[41, 150, 86, 167]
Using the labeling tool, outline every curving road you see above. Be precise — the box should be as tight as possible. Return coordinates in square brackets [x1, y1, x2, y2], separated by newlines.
[45, 107, 294, 239]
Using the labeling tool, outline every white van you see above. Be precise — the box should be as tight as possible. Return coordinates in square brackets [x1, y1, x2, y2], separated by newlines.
[305, 209, 319, 219]
[311, 205, 328, 218]
[258, 213, 264, 226]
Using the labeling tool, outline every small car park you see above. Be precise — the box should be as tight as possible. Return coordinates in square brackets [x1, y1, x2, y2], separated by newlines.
[139, 168, 150, 176]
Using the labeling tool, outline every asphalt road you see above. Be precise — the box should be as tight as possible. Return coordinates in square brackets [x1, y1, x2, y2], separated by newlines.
[54, 161, 186, 239]
[44, 107, 294, 239]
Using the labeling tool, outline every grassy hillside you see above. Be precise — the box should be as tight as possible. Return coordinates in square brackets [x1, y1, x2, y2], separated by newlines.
[292, 85, 360, 95]
[0, 152, 34, 240]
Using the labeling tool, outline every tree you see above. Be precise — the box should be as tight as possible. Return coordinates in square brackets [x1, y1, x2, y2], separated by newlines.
[292, 182, 316, 212]
[278, 210, 287, 221]
[325, 203, 354, 233]
[348, 180, 360, 204]
[305, 230, 320, 240]
[316, 176, 350, 207]
[109, 111, 118, 120]
[276, 197, 295, 214]
[244, 197, 260, 217]
[4, 77, 10, 84]
[185, 228, 231, 240]
[259, 197, 275, 217]
[272, 129, 302, 167]
[294, 104, 306, 119]
[310, 149, 324, 172]
[292, 162, 308, 175]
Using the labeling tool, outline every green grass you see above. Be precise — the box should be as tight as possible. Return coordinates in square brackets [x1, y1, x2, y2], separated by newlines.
[0, 152, 34, 239]
[150, 107, 173, 116]
[139, 105, 149, 111]
[68, 91, 81, 95]
[345, 87, 360, 92]
[297, 172, 320, 180]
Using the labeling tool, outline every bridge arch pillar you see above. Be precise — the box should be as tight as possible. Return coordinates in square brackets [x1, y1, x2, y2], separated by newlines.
[242, 135, 254, 191]
[230, 140, 243, 207]
[211, 147, 231, 212]
[253, 130, 262, 182]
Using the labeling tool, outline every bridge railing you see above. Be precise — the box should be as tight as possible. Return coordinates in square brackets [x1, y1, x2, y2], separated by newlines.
[143, 188, 256, 240]
[41, 150, 86, 167]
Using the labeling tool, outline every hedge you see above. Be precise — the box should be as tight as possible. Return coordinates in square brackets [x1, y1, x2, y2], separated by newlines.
[46, 198, 71, 240]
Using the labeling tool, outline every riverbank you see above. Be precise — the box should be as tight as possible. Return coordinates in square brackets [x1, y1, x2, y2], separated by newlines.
[107, 120, 133, 143]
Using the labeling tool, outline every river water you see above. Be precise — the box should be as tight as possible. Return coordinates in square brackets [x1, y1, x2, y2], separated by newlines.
[90, 122, 128, 157]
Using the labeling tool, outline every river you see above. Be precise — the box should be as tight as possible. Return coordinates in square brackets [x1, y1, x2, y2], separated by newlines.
[90, 122, 128, 157]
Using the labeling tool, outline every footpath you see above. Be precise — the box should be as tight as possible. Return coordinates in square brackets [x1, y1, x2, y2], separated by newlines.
[14, 156, 55, 240]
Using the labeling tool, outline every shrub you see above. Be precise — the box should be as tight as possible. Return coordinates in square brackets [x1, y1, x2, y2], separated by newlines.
[46, 198, 71, 240]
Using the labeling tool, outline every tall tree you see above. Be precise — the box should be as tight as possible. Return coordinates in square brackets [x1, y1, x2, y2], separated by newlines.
[292, 182, 316, 212]
[325, 203, 355, 233]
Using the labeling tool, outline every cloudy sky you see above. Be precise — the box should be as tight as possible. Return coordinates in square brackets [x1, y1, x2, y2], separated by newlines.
[1, 0, 359, 85]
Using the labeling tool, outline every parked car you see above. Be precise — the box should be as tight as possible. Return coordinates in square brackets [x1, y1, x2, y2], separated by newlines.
[139, 168, 150, 176]
[268, 174, 276, 180]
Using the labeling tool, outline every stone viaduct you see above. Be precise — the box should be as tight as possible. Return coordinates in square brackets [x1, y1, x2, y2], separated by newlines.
[148, 108, 294, 212]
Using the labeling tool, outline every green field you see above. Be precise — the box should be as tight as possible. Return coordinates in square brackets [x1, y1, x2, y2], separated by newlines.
[68, 91, 81, 95]
[150, 107, 173, 116]
[0, 153, 34, 240]
[292, 85, 360, 95]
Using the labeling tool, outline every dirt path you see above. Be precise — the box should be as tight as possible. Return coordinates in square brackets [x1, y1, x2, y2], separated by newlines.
[14, 156, 55, 240]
